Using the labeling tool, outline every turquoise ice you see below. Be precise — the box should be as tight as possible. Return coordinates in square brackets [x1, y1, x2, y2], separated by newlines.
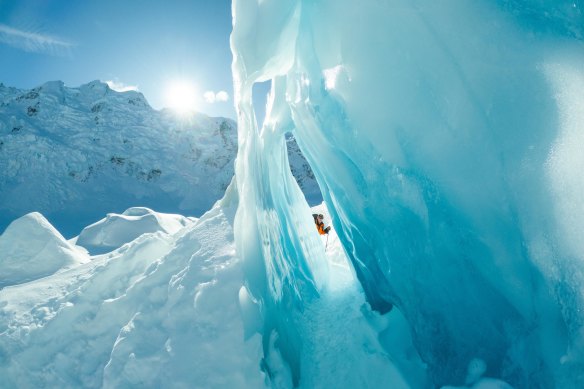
[231, 0, 584, 387]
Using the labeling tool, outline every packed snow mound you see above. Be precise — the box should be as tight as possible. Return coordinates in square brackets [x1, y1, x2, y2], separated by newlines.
[0, 193, 266, 388]
[0, 80, 319, 236]
[76, 207, 194, 254]
[0, 212, 89, 288]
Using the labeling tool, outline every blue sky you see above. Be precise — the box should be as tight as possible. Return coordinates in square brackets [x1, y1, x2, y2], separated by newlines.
[0, 0, 240, 118]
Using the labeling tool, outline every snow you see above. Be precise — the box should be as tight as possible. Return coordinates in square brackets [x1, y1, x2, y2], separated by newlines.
[0, 186, 266, 388]
[0, 79, 236, 236]
[76, 207, 194, 255]
[0, 185, 415, 388]
[0, 212, 89, 288]
[230, 0, 584, 387]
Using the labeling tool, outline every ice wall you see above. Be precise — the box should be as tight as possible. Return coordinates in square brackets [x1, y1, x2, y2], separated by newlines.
[231, 0, 584, 387]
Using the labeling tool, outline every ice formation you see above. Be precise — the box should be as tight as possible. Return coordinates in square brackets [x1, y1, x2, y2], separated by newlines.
[230, 0, 584, 387]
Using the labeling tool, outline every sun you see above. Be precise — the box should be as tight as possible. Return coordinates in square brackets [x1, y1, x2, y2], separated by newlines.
[164, 80, 197, 114]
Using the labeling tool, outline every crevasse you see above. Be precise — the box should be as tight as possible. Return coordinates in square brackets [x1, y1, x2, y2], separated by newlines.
[230, 0, 584, 387]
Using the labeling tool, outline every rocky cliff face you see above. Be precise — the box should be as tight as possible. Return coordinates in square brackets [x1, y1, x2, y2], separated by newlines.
[0, 81, 319, 236]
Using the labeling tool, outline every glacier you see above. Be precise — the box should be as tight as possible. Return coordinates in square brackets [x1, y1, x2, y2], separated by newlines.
[230, 0, 584, 387]
[1, 0, 584, 387]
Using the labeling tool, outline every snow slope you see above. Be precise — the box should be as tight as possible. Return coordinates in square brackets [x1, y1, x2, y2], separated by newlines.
[0, 212, 89, 288]
[0, 80, 319, 237]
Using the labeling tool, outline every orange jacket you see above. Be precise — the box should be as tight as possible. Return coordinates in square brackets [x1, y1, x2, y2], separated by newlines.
[316, 221, 327, 235]
[313, 214, 330, 235]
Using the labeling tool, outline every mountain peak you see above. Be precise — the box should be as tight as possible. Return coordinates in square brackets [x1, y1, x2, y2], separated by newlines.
[41, 80, 65, 89]
[78, 80, 110, 93]
[39, 80, 66, 96]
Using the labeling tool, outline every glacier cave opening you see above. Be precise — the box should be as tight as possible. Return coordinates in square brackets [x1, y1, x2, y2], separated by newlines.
[252, 80, 272, 129]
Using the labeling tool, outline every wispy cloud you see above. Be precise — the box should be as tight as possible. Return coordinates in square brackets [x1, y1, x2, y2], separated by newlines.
[105, 80, 139, 92]
[0, 24, 74, 56]
[204, 90, 230, 104]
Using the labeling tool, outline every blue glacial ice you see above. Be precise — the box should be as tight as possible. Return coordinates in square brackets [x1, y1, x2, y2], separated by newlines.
[231, 0, 584, 387]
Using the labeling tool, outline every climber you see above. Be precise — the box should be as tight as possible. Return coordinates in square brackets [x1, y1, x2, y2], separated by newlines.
[312, 213, 331, 235]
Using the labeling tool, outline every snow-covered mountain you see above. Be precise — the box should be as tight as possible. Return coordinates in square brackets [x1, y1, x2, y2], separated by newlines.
[0, 80, 319, 236]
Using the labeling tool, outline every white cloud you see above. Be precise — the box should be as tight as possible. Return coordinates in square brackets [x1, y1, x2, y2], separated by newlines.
[216, 91, 229, 102]
[203, 91, 216, 103]
[105, 80, 139, 92]
[203, 90, 230, 104]
[0, 24, 74, 56]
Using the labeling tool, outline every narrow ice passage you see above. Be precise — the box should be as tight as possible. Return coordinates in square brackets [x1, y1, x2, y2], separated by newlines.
[293, 205, 421, 388]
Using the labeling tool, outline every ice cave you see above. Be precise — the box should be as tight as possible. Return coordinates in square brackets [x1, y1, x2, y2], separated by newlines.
[231, 0, 584, 387]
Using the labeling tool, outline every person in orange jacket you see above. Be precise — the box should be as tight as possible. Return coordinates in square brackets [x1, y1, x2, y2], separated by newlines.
[312, 213, 331, 235]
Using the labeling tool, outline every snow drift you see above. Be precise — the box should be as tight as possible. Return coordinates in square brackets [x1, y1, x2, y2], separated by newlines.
[0, 212, 89, 288]
[76, 207, 194, 255]
[230, 0, 584, 387]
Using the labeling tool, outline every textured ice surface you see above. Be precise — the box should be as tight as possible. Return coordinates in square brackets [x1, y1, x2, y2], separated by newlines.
[230, 0, 584, 387]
